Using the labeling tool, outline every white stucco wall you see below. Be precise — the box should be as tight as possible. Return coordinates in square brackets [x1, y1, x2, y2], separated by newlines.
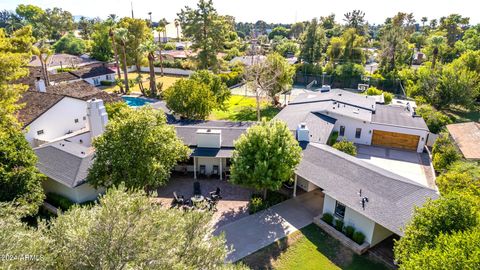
[83, 74, 115, 86]
[43, 178, 104, 203]
[297, 175, 319, 192]
[25, 97, 88, 146]
[195, 157, 226, 175]
[321, 194, 394, 246]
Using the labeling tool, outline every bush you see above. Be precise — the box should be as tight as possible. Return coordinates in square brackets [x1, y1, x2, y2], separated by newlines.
[353, 231, 366, 245]
[335, 219, 344, 232]
[432, 133, 460, 173]
[163, 43, 176, 50]
[46, 193, 74, 211]
[365, 87, 393, 105]
[56, 67, 76, 73]
[327, 131, 339, 146]
[100, 80, 114, 86]
[416, 104, 452, 133]
[52, 33, 86, 55]
[333, 139, 357, 156]
[345, 225, 355, 239]
[321, 213, 334, 225]
[248, 196, 266, 214]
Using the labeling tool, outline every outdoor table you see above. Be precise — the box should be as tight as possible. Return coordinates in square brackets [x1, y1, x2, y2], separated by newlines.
[190, 195, 205, 206]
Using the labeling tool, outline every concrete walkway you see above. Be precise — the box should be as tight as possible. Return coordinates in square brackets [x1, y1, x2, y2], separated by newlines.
[214, 189, 324, 262]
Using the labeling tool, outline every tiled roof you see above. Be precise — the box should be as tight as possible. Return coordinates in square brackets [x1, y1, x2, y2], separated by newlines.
[45, 80, 121, 102]
[29, 53, 98, 68]
[297, 143, 438, 235]
[16, 91, 64, 126]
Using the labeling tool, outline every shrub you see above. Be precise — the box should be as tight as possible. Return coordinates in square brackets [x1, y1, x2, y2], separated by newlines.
[163, 43, 176, 50]
[46, 193, 74, 211]
[321, 213, 334, 225]
[365, 87, 393, 105]
[333, 139, 357, 156]
[416, 104, 452, 133]
[353, 231, 366, 245]
[248, 196, 266, 214]
[345, 226, 355, 239]
[56, 67, 76, 73]
[335, 219, 344, 232]
[432, 133, 460, 173]
[383, 92, 393, 104]
[100, 80, 114, 86]
[327, 131, 339, 146]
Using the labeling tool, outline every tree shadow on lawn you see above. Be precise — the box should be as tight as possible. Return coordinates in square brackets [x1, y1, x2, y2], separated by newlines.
[230, 106, 280, 121]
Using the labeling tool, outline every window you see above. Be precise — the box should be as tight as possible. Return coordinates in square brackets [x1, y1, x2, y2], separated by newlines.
[37, 130, 44, 135]
[74, 118, 79, 123]
[93, 78, 99, 85]
[106, 75, 112, 80]
[355, 128, 362, 138]
[334, 201, 346, 218]
[339, 126, 345, 136]
[83, 116, 87, 121]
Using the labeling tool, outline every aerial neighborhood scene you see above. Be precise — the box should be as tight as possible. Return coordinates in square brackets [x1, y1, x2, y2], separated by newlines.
[2, 0, 480, 269]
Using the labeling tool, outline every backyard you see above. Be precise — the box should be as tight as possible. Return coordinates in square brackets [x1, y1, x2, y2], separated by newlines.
[443, 105, 480, 123]
[241, 224, 389, 270]
[210, 95, 280, 121]
[100, 72, 181, 94]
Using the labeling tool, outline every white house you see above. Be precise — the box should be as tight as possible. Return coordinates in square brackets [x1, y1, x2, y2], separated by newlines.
[33, 99, 109, 203]
[275, 89, 430, 152]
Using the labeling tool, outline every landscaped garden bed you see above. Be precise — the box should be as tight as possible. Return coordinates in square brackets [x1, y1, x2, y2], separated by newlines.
[248, 191, 289, 214]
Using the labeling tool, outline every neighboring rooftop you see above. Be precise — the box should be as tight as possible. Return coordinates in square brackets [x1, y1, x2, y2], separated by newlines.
[229, 55, 266, 66]
[45, 80, 121, 102]
[29, 53, 98, 69]
[297, 143, 438, 236]
[34, 140, 94, 188]
[447, 122, 480, 160]
[69, 63, 115, 79]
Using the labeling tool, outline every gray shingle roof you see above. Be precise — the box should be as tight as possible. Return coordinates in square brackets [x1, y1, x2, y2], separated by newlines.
[297, 143, 438, 235]
[372, 105, 429, 130]
[173, 120, 255, 147]
[34, 141, 94, 188]
[290, 89, 377, 111]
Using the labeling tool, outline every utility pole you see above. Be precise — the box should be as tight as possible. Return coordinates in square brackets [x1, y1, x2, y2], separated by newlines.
[131, 1, 134, 18]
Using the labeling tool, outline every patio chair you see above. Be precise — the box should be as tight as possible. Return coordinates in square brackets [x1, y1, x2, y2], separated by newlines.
[173, 192, 184, 205]
[199, 165, 206, 177]
[212, 165, 219, 176]
[193, 181, 201, 196]
[209, 187, 222, 201]
[205, 197, 218, 212]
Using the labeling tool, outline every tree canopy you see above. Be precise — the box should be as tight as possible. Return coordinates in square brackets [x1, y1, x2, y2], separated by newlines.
[87, 106, 190, 190]
[230, 120, 302, 199]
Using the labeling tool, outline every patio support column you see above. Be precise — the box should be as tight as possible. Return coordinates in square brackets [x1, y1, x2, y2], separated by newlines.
[219, 158, 223, 180]
[193, 157, 197, 179]
[293, 174, 298, 197]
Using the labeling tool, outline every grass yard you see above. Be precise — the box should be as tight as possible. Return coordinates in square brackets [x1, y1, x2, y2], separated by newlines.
[209, 95, 280, 121]
[443, 105, 480, 123]
[100, 72, 181, 94]
[240, 224, 389, 270]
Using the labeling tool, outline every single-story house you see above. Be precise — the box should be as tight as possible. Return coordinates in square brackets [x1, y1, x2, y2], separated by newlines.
[446, 122, 480, 160]
[275, 89, 431, 152]
[294, 142, 438, 246]
[229, 55, 266, 67]
[69, 63, 116, 86]
[29, 53, 99, 70]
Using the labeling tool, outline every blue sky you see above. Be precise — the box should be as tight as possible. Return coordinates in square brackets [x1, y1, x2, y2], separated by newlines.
[2, 0, 479, 25]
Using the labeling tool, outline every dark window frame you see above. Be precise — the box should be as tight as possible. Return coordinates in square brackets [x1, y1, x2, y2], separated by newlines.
[334, 201, 346, 219]
[355, 128, 362, 138]
[339, 126, 345, 136]
[37, 130, 44, 135]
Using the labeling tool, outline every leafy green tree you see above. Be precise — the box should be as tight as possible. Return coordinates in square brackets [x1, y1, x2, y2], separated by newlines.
[274, 39, 299, 57]
[399, 228, 480, 269]
[455, 24, 480, 51]
[437, 161, 480, 198]
[289, 22, 304, 39]
[164, 78, 216, 120]
[87, 107, 190, 190]
[178, 0, 232, 71]
[230, 119, 302, 199]
[190, 70, 231, 110]
[104, 101, 129, 121]
[0, 27, 45, 215]
[343, 10, 366, 35]
[52, 33, 86, 55]
[394, 194, 479, 267]
[439, 14, 470, 47]
[77, 16, 96, 39]
[378, 19, 411, 73]
[333, 139, 357, 156]
[431, 133, 460, 173]
[415, 104, 452, 133]
[0, 187, 248, 270]
[268, 26, 289, 39]
[427, 35, 446, 69]
[116, 17, 152, 70]
[15, 4, 46, 38]
[41, 7, 75, 40]
[90, 22, 113, 62]
[300, 18, 326, 64]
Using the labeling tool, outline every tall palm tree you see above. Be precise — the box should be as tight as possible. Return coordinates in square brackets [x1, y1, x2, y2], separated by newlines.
[32, 40, 52, 86]
[115, 28, 130, 94]
[174, 19, 180, 41]
[429, 35, 445, 69]
[156, 25, 165, 76]
[140, 39, 158, 97]
[106, 15, 122, 87]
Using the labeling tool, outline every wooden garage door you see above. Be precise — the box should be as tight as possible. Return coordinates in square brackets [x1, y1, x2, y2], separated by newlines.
[372, 130, 419, 151]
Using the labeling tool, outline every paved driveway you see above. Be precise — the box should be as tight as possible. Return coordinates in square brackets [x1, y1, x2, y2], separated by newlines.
[356, 145, 435, 188]
[215, 189, 324, 262]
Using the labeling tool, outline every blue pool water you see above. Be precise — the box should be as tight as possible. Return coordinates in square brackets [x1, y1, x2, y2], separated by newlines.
[122, 96, 154, 107]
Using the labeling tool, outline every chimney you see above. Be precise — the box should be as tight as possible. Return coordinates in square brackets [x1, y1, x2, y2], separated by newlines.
[87, 99, 108, 139]
[196, 129, 221, 148]
[296, 123, 310, 142]
[35, 77, 46, 92]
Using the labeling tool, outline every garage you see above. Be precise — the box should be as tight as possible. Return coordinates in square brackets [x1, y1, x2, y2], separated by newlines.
[372, 130, 420, 151]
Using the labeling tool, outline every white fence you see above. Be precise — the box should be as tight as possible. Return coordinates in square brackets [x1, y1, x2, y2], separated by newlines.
[127, 66, 193, 76]
[426, 132, 439, 147]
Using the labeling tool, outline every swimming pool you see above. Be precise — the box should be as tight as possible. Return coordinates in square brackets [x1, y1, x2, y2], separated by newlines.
[122, 96, 155, 107]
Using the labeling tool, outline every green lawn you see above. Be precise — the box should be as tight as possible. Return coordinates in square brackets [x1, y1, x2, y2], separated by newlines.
[100, 72, 180, 94]
[443, 105, 480, 123]
[209, 95, 280, 121]
[241, 224, 389, 270]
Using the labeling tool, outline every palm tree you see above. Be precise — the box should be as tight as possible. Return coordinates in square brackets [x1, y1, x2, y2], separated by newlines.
[174, 19, 180, 41]
[429, 35, 445, 69]
[140, 39, 158, 97]
[106, 15, 122, 88]
[115, 28, 130, 94]
[32, 40, 52, 86]
[421, 17, 428, 29]
[156, 25, 165, 76]
[158, 18, 168, 42]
